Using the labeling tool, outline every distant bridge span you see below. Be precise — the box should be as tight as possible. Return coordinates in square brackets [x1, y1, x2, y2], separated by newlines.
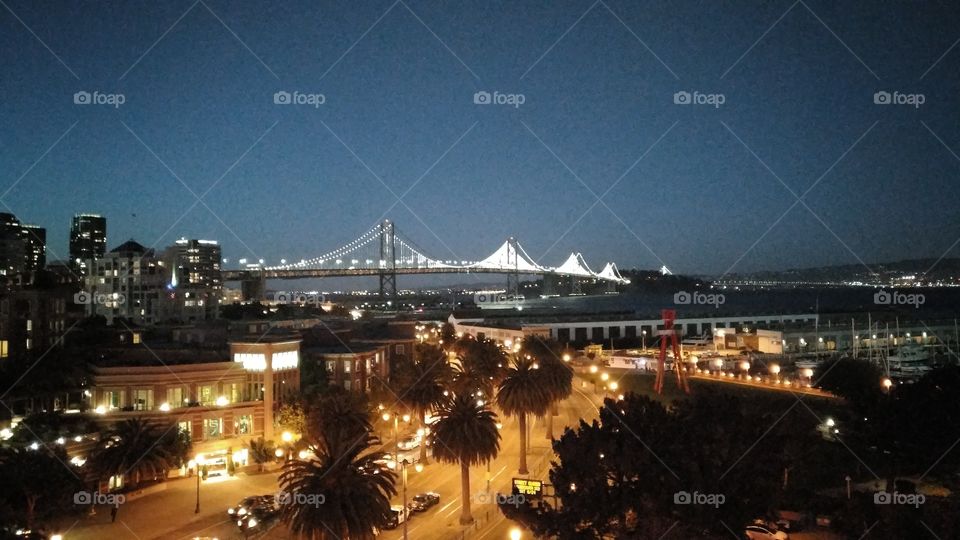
[223, 221, 629, 298]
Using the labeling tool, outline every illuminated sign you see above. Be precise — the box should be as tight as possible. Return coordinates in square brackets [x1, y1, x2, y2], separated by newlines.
[512, 478, 542, 497]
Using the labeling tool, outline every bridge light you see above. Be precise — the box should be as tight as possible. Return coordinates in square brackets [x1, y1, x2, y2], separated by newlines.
[239, 258, 247, 265]
[281, 259, 286, 264]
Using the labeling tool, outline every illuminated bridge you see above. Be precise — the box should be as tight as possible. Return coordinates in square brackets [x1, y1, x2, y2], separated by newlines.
[222, 221, 629, 298]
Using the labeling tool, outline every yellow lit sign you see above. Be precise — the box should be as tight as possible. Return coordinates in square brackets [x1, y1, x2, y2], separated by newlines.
[512, 478, 542, 497]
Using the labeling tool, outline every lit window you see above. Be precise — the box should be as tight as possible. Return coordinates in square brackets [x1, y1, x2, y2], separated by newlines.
[204, 418, 222, 439]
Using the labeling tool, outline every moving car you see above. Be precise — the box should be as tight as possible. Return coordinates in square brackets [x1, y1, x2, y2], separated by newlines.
[397, 434, 421, 450]
[227, 495, 273, 518]
[235, 500, 278, 532]
[745, 524, 789, 540]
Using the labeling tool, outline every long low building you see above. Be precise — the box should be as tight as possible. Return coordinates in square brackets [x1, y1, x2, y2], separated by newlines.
[451, 313, 820, 343]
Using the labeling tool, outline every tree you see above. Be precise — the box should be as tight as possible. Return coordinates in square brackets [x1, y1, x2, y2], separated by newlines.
[522, 337, 572, 440]
[452, 338, 506, 397]
[0, 446, 82, 530]
[430, 393, 500, 525]
[278, 393, 396, 539]
[395, 344, 452, 463]
[88, 418, 188, 489]
[247, 437, 275, 473]
[276, 402, 307, 437]
[521, 392, 790, 539]
[496, 356, 551, 474]
[813, 358, 883, 409]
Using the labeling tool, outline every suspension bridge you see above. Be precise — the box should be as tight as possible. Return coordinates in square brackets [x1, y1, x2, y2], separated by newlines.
[222, 220, 630, 298]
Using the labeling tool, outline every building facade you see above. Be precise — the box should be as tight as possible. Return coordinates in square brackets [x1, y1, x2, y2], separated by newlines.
[162, 238, 222, 321]
[0, 212, 46, 278]
[70, 213, 107, 275]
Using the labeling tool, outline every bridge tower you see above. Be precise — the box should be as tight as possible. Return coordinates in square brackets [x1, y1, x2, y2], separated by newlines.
[541, 273, 557, 296]
[506, 237, 521, 298]
[379, 220, 397, 298]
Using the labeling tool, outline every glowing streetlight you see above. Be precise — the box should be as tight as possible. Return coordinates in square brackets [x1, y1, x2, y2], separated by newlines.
[281, 431, 294, 443]
[589, 365, 598, 374]
[600, 372, 610, 382]
[509, 528, 523, 540]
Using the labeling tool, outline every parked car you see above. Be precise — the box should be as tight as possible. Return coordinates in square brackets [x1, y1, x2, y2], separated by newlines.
[383, 505, 408, 529]
[411, 492, 440, 510]
[745, 524, 789, 540]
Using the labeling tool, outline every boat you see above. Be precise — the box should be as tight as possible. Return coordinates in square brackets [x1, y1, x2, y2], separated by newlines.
[887, 343, 932, 374]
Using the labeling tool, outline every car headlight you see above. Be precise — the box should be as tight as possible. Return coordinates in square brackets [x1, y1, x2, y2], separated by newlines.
[227, 508, 235, 514]
[248, 518, 258, 528]
[238, 508, 246, 516]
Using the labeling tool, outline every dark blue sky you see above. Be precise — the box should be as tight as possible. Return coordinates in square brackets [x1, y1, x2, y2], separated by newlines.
[2, 0, 960, 278]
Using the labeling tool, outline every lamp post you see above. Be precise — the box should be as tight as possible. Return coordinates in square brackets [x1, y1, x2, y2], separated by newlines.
[641, 330, 647, 351]
[393, 458, 423, 540]
[382, 411, 411, 457]
[191, 455, 205, 513]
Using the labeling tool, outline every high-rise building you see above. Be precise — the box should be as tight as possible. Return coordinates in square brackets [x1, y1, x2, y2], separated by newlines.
[163, 238, 223, 320]
[21, 224, 46, 272]
[0, 213, 26, 277]
[83, 239, 166, 325]
[0, 213, 46, 278]
[69, 213, 106, 275]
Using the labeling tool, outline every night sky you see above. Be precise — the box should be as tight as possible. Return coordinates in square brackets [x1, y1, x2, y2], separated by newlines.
[2, 0, 960, 278]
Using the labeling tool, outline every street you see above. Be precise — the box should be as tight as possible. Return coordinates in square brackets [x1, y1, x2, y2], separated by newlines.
[62, 377, 602, 540]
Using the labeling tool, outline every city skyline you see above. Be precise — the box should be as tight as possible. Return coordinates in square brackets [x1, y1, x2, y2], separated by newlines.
[3, 1, 960, 277]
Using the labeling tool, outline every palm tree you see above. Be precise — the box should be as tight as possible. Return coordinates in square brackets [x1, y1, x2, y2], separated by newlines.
[496, 356, 551, 475]
[88, 417, 187, 488]
[247, 437, 275, 473]
[452, 338, 506, 398]
[430, 394, 500, 525]
[395, 344, 452, 463]
[522, 338, 573, 440]
[279, 394, 397, 539]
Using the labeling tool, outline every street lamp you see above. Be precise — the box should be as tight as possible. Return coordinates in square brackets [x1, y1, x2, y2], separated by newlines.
[509, 527, 523, 540]
[191, 455, 205, 513]
[641, 330, 647, 351]
[382, 412, 411, 456]
[392, 458, 423, 540]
